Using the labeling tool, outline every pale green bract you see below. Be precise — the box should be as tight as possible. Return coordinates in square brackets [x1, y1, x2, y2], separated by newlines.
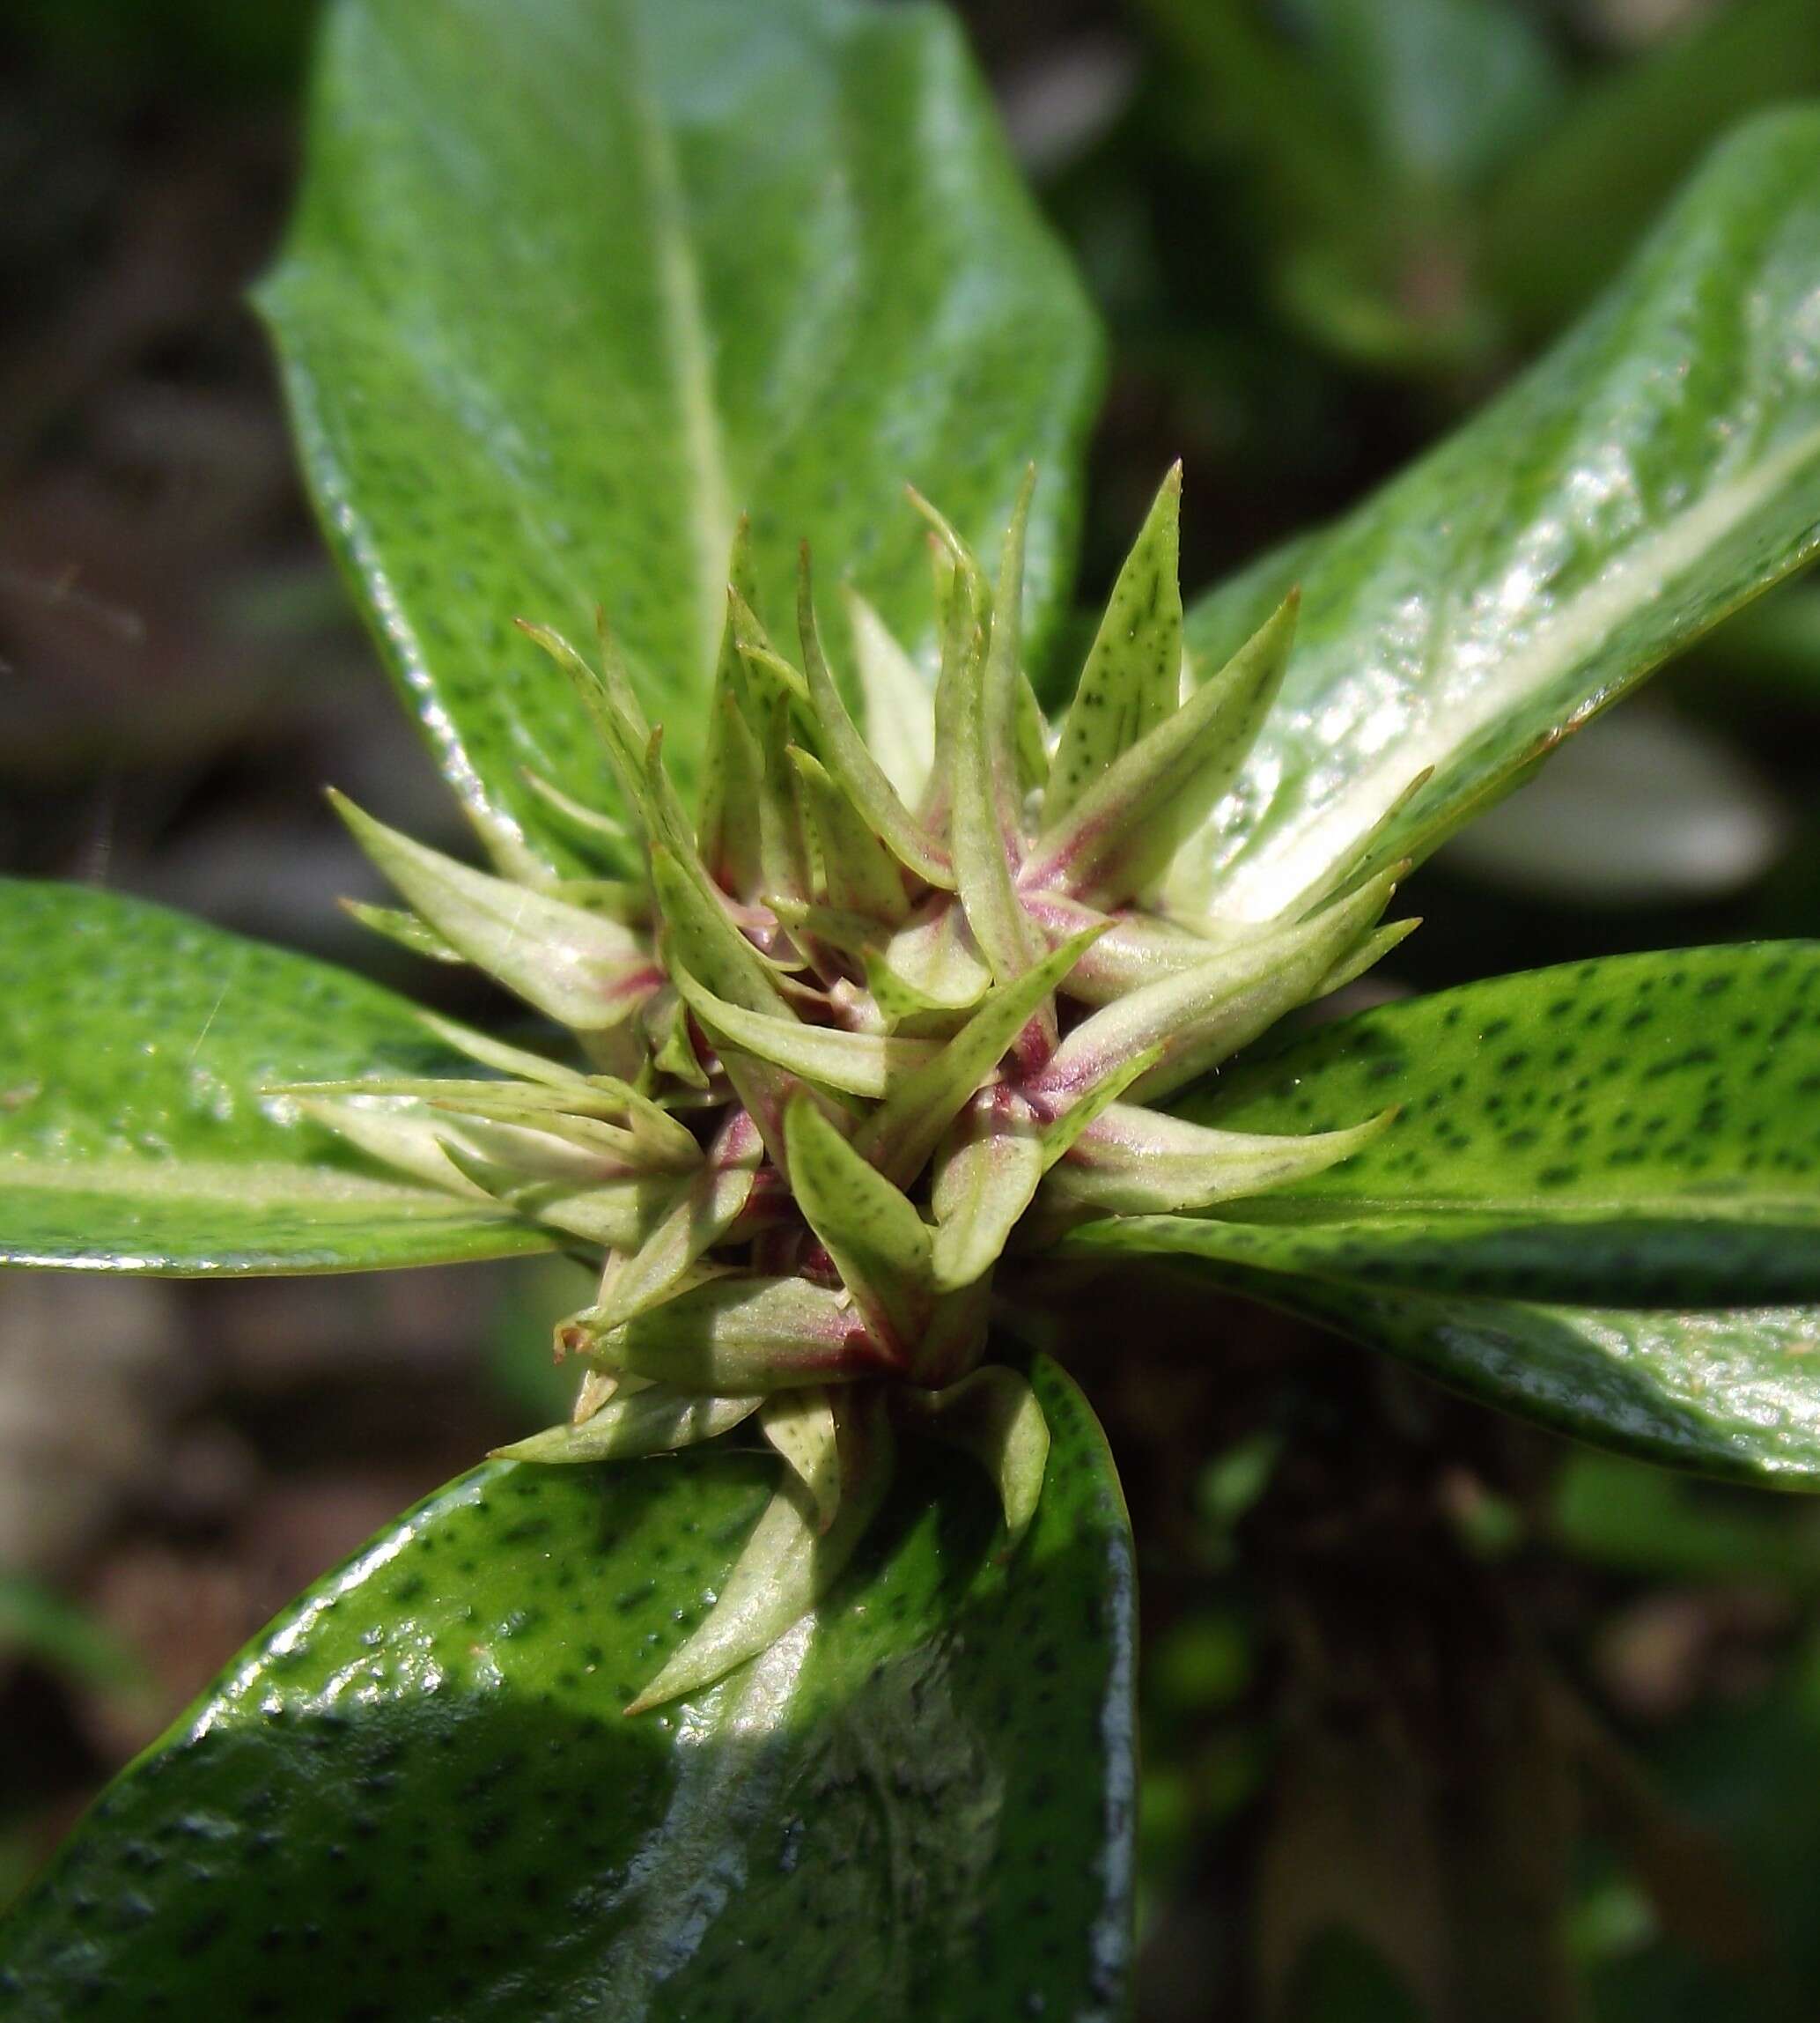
[307, 471, 1403, 1706]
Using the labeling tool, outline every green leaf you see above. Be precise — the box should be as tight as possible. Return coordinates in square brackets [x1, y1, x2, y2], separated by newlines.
[0, 1358, 1134, 2019]
[262, 0, 1102, 871]
[0, 881, 553, 1274]
[1176, 111, 1820, 923]
[1068, 944, 1820, 1305]
[1249, 1276, 1820, 1488]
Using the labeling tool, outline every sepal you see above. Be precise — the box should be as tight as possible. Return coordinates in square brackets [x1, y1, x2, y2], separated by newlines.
[493, 1387, 760, 1463]
[624, 1389, 894, 1712]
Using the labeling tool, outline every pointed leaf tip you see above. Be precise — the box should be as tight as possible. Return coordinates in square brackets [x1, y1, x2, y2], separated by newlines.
[785, 1093, 934, 1359]
[328, 791, 658, 1033]
[626, 1392, 894, 1713]
[1045, 465, 1185, 827]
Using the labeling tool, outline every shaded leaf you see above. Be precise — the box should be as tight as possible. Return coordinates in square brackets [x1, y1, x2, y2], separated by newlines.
[906, 1365, 1050, 1550]
[0, 1360, 1134, 2019]
[1254, 1274, 1820, 1488]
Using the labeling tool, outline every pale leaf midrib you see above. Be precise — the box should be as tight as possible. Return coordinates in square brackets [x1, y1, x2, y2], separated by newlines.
[1, 1155, 498, 1219]
[628, 11, 736, 684]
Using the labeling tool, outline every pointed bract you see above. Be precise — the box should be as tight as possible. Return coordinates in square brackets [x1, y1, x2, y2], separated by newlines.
[785, 1095, 934, 1360]
[905, 1366, 1049, 1553]
[624, 1392, 893, 1713]
[1024, 593, 1298, 906]
[602, 1274, 889, 1392]
[795, 550, 953, 889]
[674, 965, 938, 1097]
[1048, 1104, 1395, 1215]
[931, 1092, 1045, 1291]
[495, 1388, 760, 1464]
[856, 924, 1107, 1186]
[333, 793, 659, 1033]
[1045, 462, 1183, 824]
[759, 1387, 843, 1531]
[845, 586, 934, 806]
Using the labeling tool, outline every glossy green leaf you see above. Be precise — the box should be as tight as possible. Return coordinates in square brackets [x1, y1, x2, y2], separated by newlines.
[1247, 1275, 1820, 1488]
[1176, 111, 1820, 923]
[1068, 944, 1820, 1305]
[262, 0, 1102, 871]
[0, 881, 553, 1274]
[0, 1358, 1135, 2020]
